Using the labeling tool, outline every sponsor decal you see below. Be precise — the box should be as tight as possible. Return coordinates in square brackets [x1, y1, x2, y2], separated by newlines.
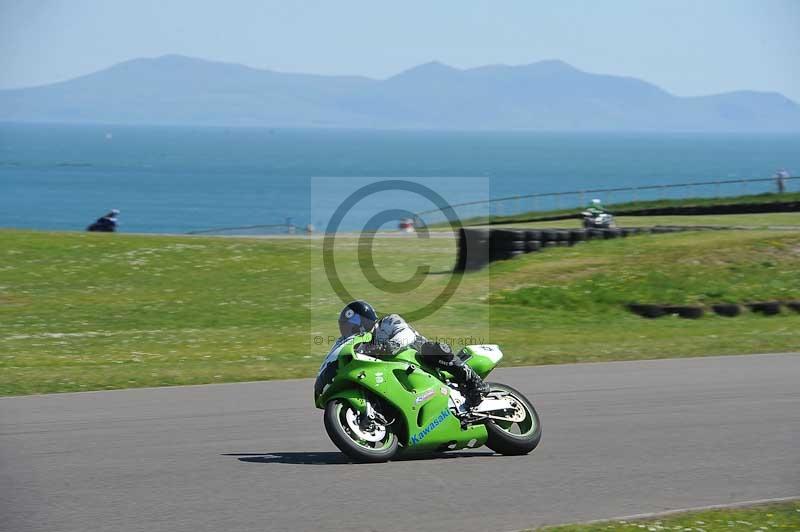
[410, 409, 451, 445]
[375, 372, 384, 385]
[414, 389, 435, 404]
[440, 386, 449, 396]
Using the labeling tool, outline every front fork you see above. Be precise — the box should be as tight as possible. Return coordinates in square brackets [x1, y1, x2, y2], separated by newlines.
[360, 398, 377, 431]
[359, 395, 393, 431]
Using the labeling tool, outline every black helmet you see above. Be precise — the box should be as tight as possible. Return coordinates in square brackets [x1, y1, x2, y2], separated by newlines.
[338, 300, 378, 337]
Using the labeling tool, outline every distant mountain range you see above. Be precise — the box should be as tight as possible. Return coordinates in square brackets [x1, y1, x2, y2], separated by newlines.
[1, 54, 799, 131]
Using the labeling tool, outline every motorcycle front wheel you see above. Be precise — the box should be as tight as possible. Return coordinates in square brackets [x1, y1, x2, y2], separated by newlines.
[484, 383, 542, 455]
[324, 399, 399, 463]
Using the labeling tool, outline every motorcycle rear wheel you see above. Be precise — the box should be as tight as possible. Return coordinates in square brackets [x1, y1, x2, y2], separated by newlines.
[324, 399, 399, 463]
[484, 383, 542, 455]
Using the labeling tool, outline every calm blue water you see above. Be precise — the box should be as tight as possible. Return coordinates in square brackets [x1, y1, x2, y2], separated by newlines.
[1, 123, 798, 233]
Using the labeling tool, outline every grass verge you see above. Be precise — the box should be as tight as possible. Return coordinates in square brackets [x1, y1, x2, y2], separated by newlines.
[1, 227, 799, 396]
[538, 500, 800, 531]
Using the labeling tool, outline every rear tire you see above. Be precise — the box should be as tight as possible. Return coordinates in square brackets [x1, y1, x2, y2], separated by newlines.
[324, 399, 398, 463]
[483, 383, 541, 456]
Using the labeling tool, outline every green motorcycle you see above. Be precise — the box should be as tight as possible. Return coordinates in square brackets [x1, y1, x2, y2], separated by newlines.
[314, 333, 541, 462]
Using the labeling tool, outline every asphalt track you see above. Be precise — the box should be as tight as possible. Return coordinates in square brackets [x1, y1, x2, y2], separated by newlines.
[2, 353, 798, 532]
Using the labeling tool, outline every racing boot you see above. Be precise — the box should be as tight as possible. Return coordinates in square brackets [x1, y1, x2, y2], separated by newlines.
[462, 365, 491, 406]
[423, 341, 491, 406]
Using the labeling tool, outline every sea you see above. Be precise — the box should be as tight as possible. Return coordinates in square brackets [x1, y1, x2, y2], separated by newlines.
[1, 123, 798, 234]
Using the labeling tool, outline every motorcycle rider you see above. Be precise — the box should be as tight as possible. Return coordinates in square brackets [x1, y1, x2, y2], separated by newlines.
[586, 198, 606, 216]
[337, 300, 490, 405]
[87, 209, 120, 232]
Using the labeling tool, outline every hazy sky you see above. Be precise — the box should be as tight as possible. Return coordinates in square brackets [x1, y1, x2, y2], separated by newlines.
[1, 0, 799, 101]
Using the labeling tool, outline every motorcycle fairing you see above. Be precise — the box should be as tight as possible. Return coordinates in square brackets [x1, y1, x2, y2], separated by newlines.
[315, 334, 488, 452]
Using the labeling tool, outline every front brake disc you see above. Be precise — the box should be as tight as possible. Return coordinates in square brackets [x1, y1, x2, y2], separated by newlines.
[344, 408, 386, 442]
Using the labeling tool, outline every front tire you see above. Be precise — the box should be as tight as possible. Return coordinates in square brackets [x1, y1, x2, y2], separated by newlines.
[324, 399, 398, 463]
[484, 383, 541, 455]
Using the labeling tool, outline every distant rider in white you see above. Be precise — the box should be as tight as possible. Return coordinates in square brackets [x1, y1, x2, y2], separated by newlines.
[586, 198, 607, 216]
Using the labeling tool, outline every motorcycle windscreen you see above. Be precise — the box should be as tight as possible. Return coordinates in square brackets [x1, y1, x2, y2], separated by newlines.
[314, 358, 338, 399]
[314, 338, 348, 400]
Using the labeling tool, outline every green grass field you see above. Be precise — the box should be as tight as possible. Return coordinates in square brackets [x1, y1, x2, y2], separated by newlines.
[2, 227, 799, 396]
[538, 500, 800, 531]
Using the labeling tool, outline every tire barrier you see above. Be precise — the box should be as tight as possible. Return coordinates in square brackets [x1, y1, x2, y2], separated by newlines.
[628, 303, 703, 320]
[525, 240, 542, 252]
[747, 301, 782, 316]
[587, 228, 604, 240]
[525, 230, 543, 242]
[627, 303, 668, 319]
[455, 228, 491, 272]
[569, 229, 587, 244]
[540, 229, 558, 243]
[663, 305, 705, 319]
[627, 301, 798, 319]
[456, 225, 722, 271]
[489, 229, 526, 262]
[712, 303, 742, 317]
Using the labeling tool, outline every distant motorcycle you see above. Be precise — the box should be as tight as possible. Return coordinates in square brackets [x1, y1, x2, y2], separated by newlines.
[582, 210, 615, 229]
[87, 210, 119, 232]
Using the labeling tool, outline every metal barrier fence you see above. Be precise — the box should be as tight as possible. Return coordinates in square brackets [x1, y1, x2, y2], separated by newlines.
[187, 176, 798, 235]
[415, 175, 799, 226]
[186, 223, 304, 236]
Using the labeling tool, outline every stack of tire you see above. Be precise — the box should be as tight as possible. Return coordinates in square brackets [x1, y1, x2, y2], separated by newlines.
[493, 228, 587, 257]
[490, 229, 527, 261]
[455, 224, 703, 272]
[454, 228, 491, 271]
[628, 303, 705, 319]
[456, 228, 576, 271]
[628, 300, 800, 319]
[650, 226, 688, 234]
